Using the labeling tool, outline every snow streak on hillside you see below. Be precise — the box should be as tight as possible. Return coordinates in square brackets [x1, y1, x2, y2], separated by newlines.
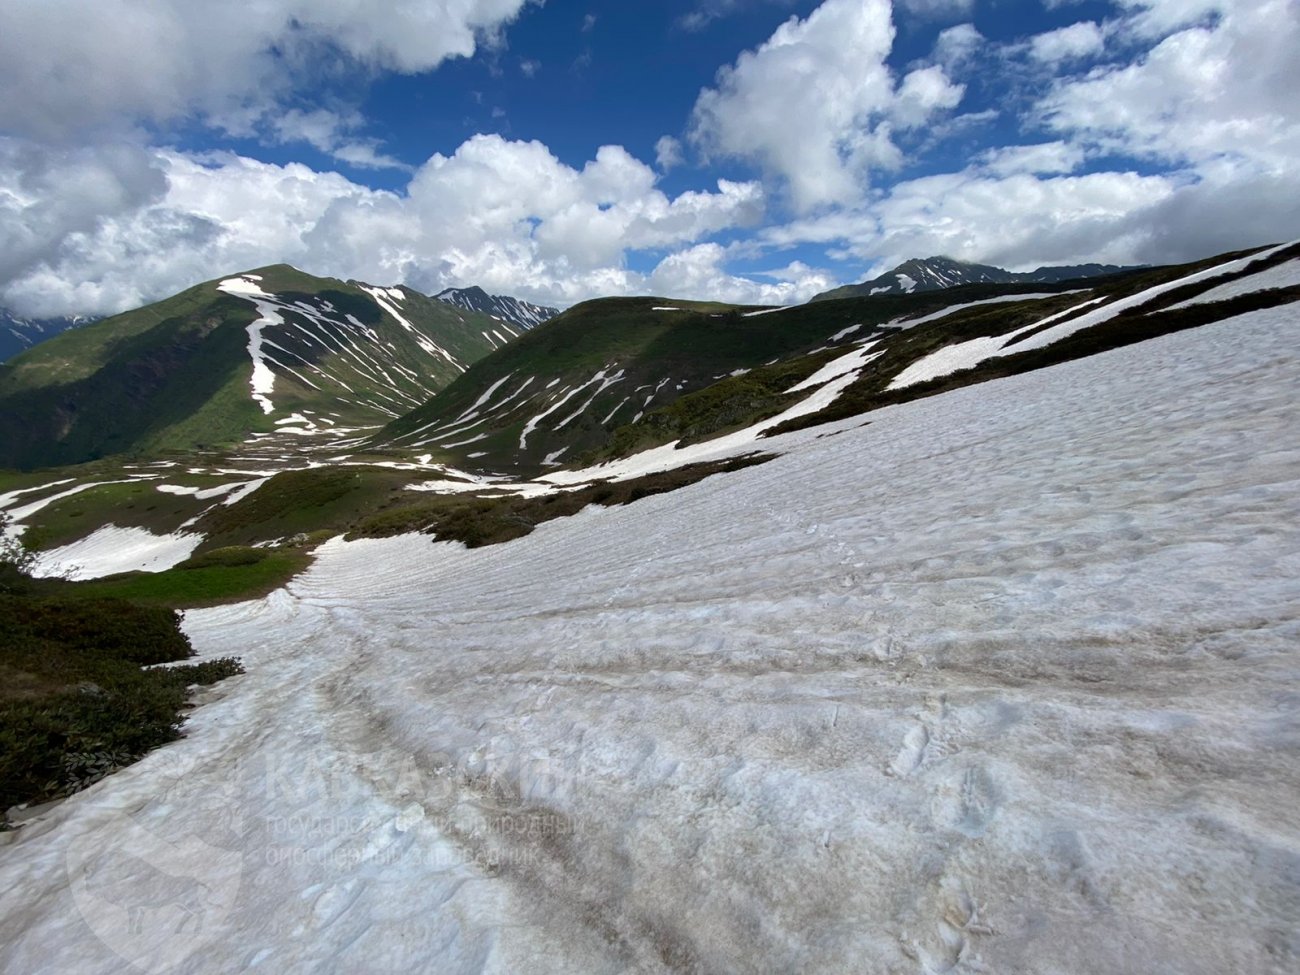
[1, 310, 1297, 973]
[358, 286, 465, 373]
[217, 275, 462, 423]
[217, 275, 282, 414]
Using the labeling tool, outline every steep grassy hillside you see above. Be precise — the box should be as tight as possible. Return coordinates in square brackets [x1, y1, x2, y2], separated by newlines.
[0, 266, 507, 469]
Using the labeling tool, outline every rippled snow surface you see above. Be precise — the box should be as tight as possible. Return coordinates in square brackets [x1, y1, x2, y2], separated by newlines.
[2, 308, 1297, 974]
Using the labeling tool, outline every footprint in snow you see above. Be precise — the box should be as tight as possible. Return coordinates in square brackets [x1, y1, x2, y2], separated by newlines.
[934, 765, 1001, 838]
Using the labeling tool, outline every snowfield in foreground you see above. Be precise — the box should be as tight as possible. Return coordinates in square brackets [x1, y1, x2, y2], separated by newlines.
[2, 309, 1298, 974]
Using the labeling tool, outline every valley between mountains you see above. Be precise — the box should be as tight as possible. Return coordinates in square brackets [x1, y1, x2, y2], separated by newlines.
[1, 242, 1298, 973]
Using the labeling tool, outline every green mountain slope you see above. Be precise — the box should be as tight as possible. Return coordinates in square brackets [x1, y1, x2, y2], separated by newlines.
[573, 242, 1299, 468]
[376, 242, 1300, 478]
[0, 265, 507, 469]
[373, 281, 1099, 472]
[2, 240, 1293, 581]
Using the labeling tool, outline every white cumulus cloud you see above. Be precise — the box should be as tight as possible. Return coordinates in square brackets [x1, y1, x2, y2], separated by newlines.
[1039, 0, 1300, 173]
[749, 0, 1300, 282]
[896, 0, 974, 21]
[978, 141, 1086, 177]
[689, 0, 964, 212]
[0, 135, 772, 316]
[0, 0, 536, 140]
[1029, 21, 1105, 63]
[655, 136, 686, 171]
[931, 23, 984, 69]
[648, 244, 835, 305]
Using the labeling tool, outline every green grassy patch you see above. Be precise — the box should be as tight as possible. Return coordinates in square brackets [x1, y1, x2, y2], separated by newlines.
[195, 466, 411, 547]
[0, 289, 266, 470]
[0, 470, 66, 495]
[43, 548, 313, 609]
[21, 480, 210, 551]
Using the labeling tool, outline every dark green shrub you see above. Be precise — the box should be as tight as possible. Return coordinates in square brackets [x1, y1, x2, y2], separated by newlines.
[0, 593, 243, 812]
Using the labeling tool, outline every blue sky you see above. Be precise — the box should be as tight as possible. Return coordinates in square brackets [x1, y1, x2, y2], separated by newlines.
[1, 0, 1296, 316]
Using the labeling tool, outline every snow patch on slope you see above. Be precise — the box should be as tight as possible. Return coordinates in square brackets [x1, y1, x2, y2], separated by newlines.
[786, 343, 880, 394]
[889, 245, 1298, 391]
[888, 296, 1107, 390]
[1167, 257, 1300, 310]
[156, 482, 246, 501]
[361, 285, 463, 371]
[1007, 242, 1296, 355]
[32, 525, 201, 580]
[894, 292, 1074, 330]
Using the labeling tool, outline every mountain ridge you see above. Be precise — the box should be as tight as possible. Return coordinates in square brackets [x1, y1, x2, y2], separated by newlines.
[434, 285, 559, 332]
[812, 255, 1143, 302]
[374, 279, 1106, 473]
[0, 265, 511, 469]
[0, 308, 99, 363]
[0, 239, 1293, 582]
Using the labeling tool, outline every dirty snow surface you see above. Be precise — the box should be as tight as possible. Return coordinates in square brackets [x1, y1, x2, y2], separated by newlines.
[2, 309, 1298, 974]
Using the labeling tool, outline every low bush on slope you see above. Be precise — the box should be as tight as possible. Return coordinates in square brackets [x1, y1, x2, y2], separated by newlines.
[0, 594, 244, 813]
[0, 516, 243, 816]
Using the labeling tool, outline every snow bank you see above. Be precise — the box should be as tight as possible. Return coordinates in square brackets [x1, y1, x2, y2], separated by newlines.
[1008, 242, 1294, 354]
[785, 341, 879, 394]
[894, 291, 1069, 330]
[156, 482, 246, 501]
[31, 525, 202, 580]
[1, 307, 1297, 973]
